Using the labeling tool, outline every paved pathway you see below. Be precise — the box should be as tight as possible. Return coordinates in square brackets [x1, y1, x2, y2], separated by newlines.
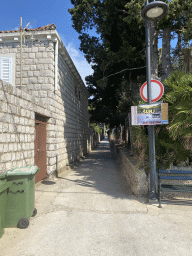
[1, 138, 192, 255]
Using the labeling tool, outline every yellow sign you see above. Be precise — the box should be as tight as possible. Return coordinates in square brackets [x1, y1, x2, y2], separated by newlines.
[131, 103, 168, 126]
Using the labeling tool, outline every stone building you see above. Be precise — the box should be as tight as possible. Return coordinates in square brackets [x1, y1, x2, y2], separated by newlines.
[0, 24, 95, 182]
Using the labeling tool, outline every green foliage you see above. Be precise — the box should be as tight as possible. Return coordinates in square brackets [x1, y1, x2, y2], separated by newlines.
[131, 71, 192, 170]
[69, 0, 146, 127]
[90, 123, 103, 134]
[163, 71, 192, 140]
[69, 0, 192, 129]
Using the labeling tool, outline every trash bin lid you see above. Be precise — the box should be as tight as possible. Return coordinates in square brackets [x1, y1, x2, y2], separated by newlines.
[0, 173, 6, 179]
[6, 165, 39, 176]
[0, 173, 8, 192]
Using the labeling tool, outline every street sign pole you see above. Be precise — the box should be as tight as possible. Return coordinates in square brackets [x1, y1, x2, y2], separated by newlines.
[145, 20, 158, 200]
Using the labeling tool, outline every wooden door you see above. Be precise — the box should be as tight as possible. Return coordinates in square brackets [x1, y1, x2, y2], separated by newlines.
[34, 114, 47, 183]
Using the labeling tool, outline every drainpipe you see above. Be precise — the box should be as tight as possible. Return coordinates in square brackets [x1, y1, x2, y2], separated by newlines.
[20, 17, 22, 87]
[54, 38, 58, 91]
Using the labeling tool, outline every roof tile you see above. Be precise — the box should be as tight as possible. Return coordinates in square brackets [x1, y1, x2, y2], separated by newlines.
[0, 23, 57, 34]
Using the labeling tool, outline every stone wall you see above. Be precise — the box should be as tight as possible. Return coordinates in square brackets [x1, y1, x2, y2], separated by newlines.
[0, 79, 96, 176]
[0, 80, 36, 173]
[110, 142, 149, 197]
[0, 34, 94, 178]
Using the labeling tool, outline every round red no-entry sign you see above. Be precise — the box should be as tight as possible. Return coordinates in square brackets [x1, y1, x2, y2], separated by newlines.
[140, 80, 164, 103]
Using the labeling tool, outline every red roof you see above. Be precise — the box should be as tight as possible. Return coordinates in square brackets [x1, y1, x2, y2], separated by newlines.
[0, 23, 57, 34]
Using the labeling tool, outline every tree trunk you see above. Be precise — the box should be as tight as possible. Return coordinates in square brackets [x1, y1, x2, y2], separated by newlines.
[184, 47, 192, 73]
[162, 27, 171, 80]
[150, 21, 158, 79]
[177, 31, 182, 69]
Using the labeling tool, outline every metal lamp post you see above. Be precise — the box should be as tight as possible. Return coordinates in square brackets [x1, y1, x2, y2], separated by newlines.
[141, 0, 168, 200]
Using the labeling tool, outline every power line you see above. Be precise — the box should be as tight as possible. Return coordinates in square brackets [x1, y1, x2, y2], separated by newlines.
[101, 65, 146, 80]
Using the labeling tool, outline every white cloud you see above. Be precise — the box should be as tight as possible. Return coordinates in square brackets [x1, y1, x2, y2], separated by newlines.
[66, 43, 93, 84]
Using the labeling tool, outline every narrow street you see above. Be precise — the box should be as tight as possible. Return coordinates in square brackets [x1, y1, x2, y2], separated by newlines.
[0, 138, 192, 256]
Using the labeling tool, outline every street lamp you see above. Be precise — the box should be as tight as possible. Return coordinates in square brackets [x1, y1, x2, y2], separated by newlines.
[141, 1, 168, 20]
[141, 0, 168, 200]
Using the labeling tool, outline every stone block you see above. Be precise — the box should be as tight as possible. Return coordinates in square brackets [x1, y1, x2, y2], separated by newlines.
[23, 151, 28, 158]
[11, 152, 16, 161]
[30, 65, 36, 71]
[29, 53, 35, 58]
[29, 77, 37, 84]
[24, 134, 28, 142]
[17, 143, 22, 150]
[27, 71, 33, 77]
[10, 48, 17, 53]
[0, 143, 3, 153]
[15, 152, 21, 160]
[29, 143, 34, 150]
[1, 153, 12, 162]
[0, 91, 5, 101]
[2, 48, 9, 54]
[47, 144, 55, 151]
[49, 157, 56, 165]
[31, 47, 38, 53]
[9, 123, 15, 133]
[20, 134, 25, 142]
[36, 52, 43, 58]
[3, 144, 8, 153]
[40, 70, 53, 77]
[2, 122, 8, 132]
[39, 91, 47, 98]
[13, 143, 17, 151]
[21, 109, 26, 117]
[34, 71, 40, 77]
[9, 105, 17, 114]
[22, 78, 29, 84]
[22, 65, 29, 71]
[10, 95, 15, 104]
[11, 134, 16, 142]
[6, 162, 12, 171]
[5, 114, 11, 123]
[37, 77, 45, 84]
[38, 47, 45, 52]
[47, 164, 56, 174]
[39, 58, 53, 64]
[32, 91, 39, 97]
[24, 59, 34, 65]
[14, 116, 20, 124]
[22, 71, 27, 78]
[9, 143, 14, 151]
[20, 117, 25, 125]
[23, 53, 29, 59]
[1, 102, 8, 112]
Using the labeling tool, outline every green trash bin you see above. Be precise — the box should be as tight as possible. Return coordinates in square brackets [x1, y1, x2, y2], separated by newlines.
[0, 173, 9, 238]
[5, 165, 39, 229]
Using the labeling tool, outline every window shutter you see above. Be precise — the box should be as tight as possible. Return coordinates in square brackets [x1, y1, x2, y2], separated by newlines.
[0, 57, 12, 84]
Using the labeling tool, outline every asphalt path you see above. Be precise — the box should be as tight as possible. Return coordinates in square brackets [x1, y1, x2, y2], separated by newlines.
[1, 138, 192, 255]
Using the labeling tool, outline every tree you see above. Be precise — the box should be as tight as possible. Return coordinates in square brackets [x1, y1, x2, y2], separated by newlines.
[69, 0, 192, 127]
[69, 0, 146, 127]
[159, 0, 192, 76]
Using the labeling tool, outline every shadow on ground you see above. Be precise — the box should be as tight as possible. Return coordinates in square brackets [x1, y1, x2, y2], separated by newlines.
[54, 137, 147, 203]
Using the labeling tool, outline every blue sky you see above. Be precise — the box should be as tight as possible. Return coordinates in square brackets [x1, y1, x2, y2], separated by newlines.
[0, 0, 179, 84]
[0, 0, 93, 84]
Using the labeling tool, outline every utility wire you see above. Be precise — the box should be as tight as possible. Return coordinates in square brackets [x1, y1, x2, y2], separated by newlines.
[101, 65, 146, 80]
[102, 42, 145, 78]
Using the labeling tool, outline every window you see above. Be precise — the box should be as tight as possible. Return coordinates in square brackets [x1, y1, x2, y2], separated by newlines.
[0, 53, 15, 86]
[0, 57, 12, 84]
